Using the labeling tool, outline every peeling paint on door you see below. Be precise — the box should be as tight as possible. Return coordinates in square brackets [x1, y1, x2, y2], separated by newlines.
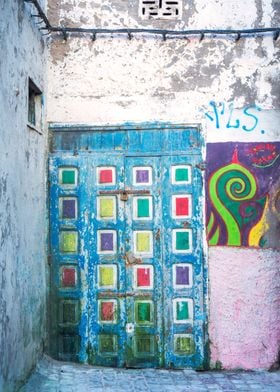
[49, 124, 206, 368]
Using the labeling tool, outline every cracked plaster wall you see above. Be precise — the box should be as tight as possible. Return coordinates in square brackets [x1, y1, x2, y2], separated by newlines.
[0, 1, 48, 391]
[47, 0, 280, 369]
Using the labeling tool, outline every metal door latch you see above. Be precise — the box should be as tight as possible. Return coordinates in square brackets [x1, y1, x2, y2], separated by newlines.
[120, 191, 128, 201]
[99, 189, 150, 202]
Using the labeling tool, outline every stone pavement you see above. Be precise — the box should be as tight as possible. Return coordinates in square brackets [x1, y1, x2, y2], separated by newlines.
[20, 356, 280, 392]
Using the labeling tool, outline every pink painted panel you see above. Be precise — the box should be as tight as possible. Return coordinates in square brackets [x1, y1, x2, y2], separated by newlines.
[209, 247, 280, 369]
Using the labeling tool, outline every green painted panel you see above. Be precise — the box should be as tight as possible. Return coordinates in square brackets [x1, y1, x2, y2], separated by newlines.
[135, 336, 154, 355]
[62, 336, 78, 354]
[63, 302, 77, 324]
[137, 199, 149, 218]
[175, 336, 195, 354]
[99, 335, 117, 354]
[176, 231, 189, 250]
[137, 302, 151, 323]
[62, 170, 75, 184]
[175, 168, 189, 182]
[176, 301, 189, 320]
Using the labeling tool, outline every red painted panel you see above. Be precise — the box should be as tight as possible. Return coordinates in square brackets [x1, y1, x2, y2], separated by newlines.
[62, 267, 76, 287]
[99, 169, 113, 183]
[176, 197, 189, 216]
[137, 268, 150, 287]
[101, 302, 114, 321]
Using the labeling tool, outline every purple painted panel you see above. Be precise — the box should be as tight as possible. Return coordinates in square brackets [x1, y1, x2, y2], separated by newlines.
[176, 266, 189, 285]
[136, 169, 149, 183]
[62, 199, 76, 219]
[100, 233, 114, 251]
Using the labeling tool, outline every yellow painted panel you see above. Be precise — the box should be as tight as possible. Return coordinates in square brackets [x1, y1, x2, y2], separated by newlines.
[60, 232, 78, 253]
[100, 198, 114, 218]
[100, 266, 114, 286]
[136, 232, 150, 252]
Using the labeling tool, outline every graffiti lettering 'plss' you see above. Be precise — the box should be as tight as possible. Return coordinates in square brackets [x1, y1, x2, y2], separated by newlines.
[206, 142, 280, 248]
[205, 101, 265, 134]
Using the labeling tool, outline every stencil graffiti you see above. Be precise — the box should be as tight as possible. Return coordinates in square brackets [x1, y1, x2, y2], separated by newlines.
[205, 101, 266, 134]
[206, 142, 280, 248]
[140, 0, 182, 19]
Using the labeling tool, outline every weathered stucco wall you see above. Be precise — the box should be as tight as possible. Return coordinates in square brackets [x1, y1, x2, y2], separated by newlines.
[47, 0, 280, 369]
[0, 1, 48, 390]
[209, 247, 280, 369]
[47, 0, 280, 140]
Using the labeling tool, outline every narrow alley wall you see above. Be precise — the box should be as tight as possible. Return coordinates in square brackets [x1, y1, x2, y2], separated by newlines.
[47, 0, 280, 369]
[0, 1, 48, 391]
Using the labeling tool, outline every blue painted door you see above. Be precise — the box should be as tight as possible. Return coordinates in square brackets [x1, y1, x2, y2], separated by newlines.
[49, 125, 205, 368]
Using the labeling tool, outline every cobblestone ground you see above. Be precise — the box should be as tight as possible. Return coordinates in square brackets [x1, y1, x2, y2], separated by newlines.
[20, 356, 280, 392]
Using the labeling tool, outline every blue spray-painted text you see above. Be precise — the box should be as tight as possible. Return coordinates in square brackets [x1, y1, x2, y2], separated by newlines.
[205, 101, 264, 133]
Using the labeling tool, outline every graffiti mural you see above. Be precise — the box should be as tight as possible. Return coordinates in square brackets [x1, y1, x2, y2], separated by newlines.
[206, 142, 280, 248]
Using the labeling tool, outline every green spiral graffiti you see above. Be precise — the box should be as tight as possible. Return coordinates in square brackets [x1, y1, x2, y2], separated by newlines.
[209, 163, 257, 246]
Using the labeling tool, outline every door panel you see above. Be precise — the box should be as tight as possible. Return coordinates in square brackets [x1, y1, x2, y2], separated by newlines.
[49, 155, 90, 362]
[124, 156, 163, 367]
[88, 154, 126, 367]
[161, 155, 204, 368]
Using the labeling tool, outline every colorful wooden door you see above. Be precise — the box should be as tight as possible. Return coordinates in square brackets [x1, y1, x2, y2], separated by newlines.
[49, 125, 206, 369]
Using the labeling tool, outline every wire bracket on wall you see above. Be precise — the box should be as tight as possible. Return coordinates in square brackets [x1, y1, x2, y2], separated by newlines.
[24, 0, 51, 30]
[61, 28, 67, 41]
[235, 33, 241, 42]
[24, 0, 280, 42]
[274, 31, 280, 41]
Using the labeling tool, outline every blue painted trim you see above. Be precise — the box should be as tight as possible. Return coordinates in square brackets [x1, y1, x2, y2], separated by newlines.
[49, 121, 202, 133]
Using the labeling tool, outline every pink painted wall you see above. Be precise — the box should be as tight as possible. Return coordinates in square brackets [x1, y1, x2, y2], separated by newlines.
[209, 247, 280, 369]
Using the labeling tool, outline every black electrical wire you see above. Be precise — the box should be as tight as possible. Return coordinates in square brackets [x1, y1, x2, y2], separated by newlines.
[48, 26, 280, 39]
[25, 0, 280, 41]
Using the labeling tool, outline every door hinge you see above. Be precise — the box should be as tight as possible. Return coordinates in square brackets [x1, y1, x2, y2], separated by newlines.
[196, 162, 206, 171]
[155, 228, 161, 241]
